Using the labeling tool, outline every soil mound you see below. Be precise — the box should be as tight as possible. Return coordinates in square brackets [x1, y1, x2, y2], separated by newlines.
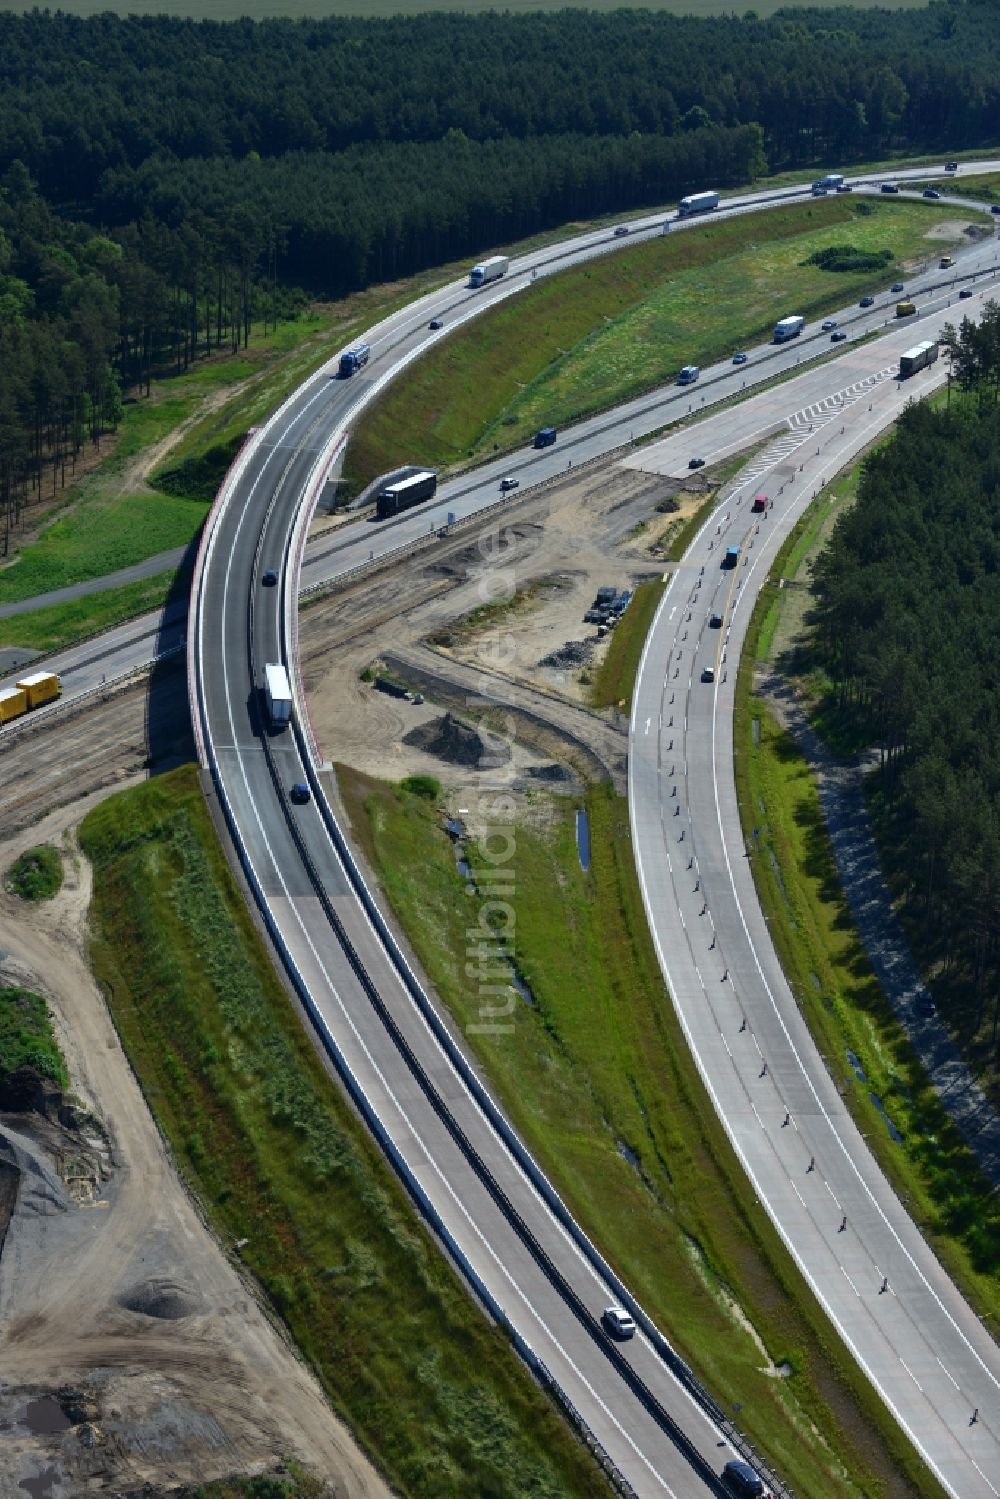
[539, 640, 595, 669]
[119, 1278, 202, 1320]
[526, 763, 574, 782]
[403, 712, 511, 770]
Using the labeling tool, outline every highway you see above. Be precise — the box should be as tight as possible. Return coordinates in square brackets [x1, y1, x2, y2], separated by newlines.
[627, 293, 1000, 1497]
[6, 159, 1000, 1495]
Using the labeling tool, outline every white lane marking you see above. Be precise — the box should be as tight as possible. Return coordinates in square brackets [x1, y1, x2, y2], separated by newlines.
[937, 1359, 960, 1391]
[901, 1360, 923, 1394]
[215, 531, 683, 1496]
[842, 1268, 859, 1297]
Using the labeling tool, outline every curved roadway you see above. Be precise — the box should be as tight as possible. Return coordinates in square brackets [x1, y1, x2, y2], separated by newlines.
[6, 160, 999, 1495]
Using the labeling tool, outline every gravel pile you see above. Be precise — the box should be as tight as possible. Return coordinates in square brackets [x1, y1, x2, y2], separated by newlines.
[119, 1278, 202, 1320]
[404, 712, 511, 770]
[538, 639, 595, 669]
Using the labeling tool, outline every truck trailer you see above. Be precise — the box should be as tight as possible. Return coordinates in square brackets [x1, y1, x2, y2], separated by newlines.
[339, 343, 370, 377]
[812, 173, 845, 192]
[376, 469, 438, 519]
[264, 663, 292, 729]
[17, 672, 60, 709]
[469, 255, 509, 289]
[677, 191, 720, 218]
[899, 340, 940, 378]
[773, 315, 805, 343]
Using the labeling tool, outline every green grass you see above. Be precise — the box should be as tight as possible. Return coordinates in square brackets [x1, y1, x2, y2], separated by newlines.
[340, 767, 943, 1499]
[0, 571, 180, 654]
[913, 171, 1000, 204]
[732, 500, 1000, 1320]
[0, 985, 68, 1087]
[344, 196, 970, 491]
[0, 491, 204, 605]
[186, 1468, 325, 1499]
[79, 767, 609, 1499]
[5, 844, 63, 901]
[590, 578, 665, 710]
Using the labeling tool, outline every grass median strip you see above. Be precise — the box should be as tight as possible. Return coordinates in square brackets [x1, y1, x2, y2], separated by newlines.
[339, 766, 944, 1498]
[343, 196, 967, 490]
[79, 767, 610, 1499]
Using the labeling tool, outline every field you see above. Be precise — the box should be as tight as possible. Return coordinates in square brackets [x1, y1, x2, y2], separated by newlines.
[344, 196, 968, 491]
[339, 767, 942, 1498]
[79, 767, 608, 1499]
[0, 0, 928, 17]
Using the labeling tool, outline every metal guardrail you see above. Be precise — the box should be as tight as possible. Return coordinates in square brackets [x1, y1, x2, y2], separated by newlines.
[281, 403, 795, 1499]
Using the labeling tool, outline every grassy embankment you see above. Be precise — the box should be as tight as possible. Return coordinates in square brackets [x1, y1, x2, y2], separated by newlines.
[343, 196, 971, 492]
[0, 261, 463, 654]
[913, 170, 1000, 204]
[79, 767, 609, 1499]
[0, 986, 68, 1087]
[732, 465, 1000, 1321]
[338, 762, 944, 1498]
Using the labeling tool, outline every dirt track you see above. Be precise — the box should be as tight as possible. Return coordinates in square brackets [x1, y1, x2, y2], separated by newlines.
[0, 448, 698, 1497]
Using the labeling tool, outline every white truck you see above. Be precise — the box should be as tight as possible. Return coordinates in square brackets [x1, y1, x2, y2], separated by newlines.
[812, 173, 845, 193]
[264, 662, 292, 729]
[773, 314, 805, 343]
[469, 255, 509, 289]
[677, 191, 720, 218]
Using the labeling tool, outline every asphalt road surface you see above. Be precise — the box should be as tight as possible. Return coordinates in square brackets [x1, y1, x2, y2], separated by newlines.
[5, 158, 1000, 1496]
[628, 319, 1000, 1497]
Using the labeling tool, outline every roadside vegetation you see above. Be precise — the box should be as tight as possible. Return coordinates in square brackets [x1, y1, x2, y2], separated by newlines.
[5, 844, 63, 901]
[79, 767, 609, 1499]
[0, 986, 68, 1088]
[343, 196, 968, 491]
[589, 578, 664, 711]
[338, 767, 943, 1498]
[0, 268, 453, 654]
[732, 428, 1000, 1327]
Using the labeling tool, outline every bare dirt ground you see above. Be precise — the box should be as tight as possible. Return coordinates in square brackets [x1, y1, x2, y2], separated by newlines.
[0, 444, 724, 1499]
[0, 756, 390, 1497]
[303, 454, 704, 814]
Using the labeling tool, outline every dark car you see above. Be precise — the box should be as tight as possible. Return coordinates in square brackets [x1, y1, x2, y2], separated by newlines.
[688, 456, 705, 470]
[262, 568, 278, 587]
[732, 351, 748, 365]
[499, 476, 519, 492]
[945, 161, 959, 171]
[959, 287, 974, 298]
[923, 188, 941, 200]
[821, 318, 838, 331]
[836, 183, 852, 193]
[429, 317, 443, 330]
[290, 782, 311, 805]
[534, 426, 557, 448]
[613, 224, 630, 238]
[722, 1459, 765, 1497]
[881, 182, 899, 194]
[992, 205, 1000, 215]
[891, 282, 905, 293]
[830, 330, 847, 342]
[860, 295, 875, 308]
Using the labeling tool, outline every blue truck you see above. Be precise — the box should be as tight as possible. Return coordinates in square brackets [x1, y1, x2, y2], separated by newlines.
[339, 343, 370, 377]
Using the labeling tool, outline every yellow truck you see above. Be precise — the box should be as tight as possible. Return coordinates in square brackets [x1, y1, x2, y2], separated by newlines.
[896, 301, 917, 317]
[0, 686, 27, 723]
[16, 671, 61, 709]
